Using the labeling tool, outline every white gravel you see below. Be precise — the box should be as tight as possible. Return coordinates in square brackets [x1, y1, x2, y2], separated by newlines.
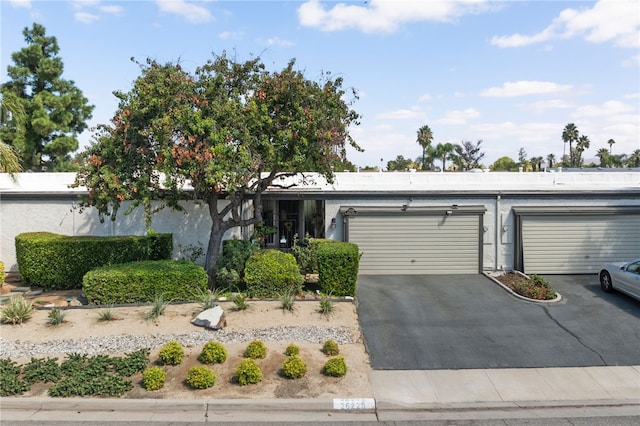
[0, 326, 355, 359]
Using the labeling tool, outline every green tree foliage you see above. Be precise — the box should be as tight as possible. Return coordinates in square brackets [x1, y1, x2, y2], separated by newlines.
[434, 142, 455, 171]
[416, 124, 433, 170]
[72, 53, 361, 285]
[453, 140, 485, 170]
[386, 155, 413, 171]
[561, 123, 579, 167]
[0, 23, 94, 171]
[490, 156, 517, 171]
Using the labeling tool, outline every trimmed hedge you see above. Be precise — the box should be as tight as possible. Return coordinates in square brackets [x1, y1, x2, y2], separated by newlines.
[15, 232, 172, 290]
[317, 241, 360, 297]
[83, 260, 207, 305]
[244, 250, 303, 298]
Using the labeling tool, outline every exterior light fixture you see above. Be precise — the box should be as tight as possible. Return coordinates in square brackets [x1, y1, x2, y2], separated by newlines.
[330, 217, 337, 228]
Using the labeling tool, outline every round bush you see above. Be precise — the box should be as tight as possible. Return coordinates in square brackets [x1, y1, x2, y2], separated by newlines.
[322, 339, 340, 356]
[186, 366, 216, 389]
[244, 250, 303, 298]
[158, 340, 184, 366]
[282, 356, 307, 379]
[142, 367, 167, 391]
[198, 341, 227, 364]
[244, 340, 267, 359]
[234, 358, 263, 386]
[284, 343, 300, 357]
[323, 356, 347, 377]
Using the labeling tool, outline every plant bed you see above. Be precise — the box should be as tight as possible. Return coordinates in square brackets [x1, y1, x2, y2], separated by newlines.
[488, 271, 560, 302]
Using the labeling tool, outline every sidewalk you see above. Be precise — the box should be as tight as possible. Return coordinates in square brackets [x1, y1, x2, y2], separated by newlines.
[2, 366, 639, 423]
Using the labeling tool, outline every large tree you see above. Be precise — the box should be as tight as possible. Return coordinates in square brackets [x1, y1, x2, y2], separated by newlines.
[561, 123, 579, 167]
[453, 140, 485, 170]
[416, 124, 433, 170]
[434, 142, 454, 171]
[73, 54, 361, 285]
[0, 92, 24, 180]
[0, 23, 94, 171]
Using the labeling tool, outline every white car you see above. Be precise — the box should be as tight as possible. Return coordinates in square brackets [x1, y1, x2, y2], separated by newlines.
[599, 258, 640, 302]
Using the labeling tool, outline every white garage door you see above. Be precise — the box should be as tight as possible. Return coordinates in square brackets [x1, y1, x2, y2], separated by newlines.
[521, 214, 640, 274]
[344, 208, 483, 275]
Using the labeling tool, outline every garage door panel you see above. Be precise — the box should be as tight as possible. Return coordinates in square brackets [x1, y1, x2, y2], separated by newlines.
[522, 215, 640, 274]
[348, 214, 480, 275]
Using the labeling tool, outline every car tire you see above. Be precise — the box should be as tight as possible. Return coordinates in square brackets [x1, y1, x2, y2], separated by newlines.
[600, 271, 613, 292]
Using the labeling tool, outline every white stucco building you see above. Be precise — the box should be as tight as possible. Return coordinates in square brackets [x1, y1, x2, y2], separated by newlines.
[1, 170, 639, 280]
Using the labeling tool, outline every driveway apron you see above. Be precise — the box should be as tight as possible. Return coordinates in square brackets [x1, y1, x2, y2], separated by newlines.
[356, 274, 640, 370]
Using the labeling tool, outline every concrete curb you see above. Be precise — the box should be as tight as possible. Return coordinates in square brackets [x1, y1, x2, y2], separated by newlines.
[483, 271, 563, 304]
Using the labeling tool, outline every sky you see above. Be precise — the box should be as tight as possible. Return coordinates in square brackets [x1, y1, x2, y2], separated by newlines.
[1, 0, 639, 169]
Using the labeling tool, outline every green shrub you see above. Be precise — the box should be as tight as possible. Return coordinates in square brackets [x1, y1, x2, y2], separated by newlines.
[15, 232, 172, 290]
[284, 343, 300, 357]
[22, 357, 62, 385]
[0, 260, 4, 287]
[157, 341, 184, 366]
[322, 339, 340, 356]
[198, 341, 227, 364]
[47, 308, 66, 326]
[244, 340, 267, 359]
[83, 260, 207, 305]
[317, 241, 360, 297]
[1, 295, 34, 324]
[244, 250, 303, 298]
[282, 356, 307, 379]
[291, 234, 319, 274]
[0, 358, 29, 396]
[319, 294, 334, 317]
[323, 356, 347, 377]
[145, 295, 168, 321]
[186, 366, 215, 389]
[142, 367, 167, 391]
[234, 358, 262, 385]
[232, 293, 249, 311]
[214, 239, 258, 289]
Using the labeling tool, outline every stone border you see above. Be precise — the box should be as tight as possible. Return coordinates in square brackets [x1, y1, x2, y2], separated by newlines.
[483, 271, 562, 304]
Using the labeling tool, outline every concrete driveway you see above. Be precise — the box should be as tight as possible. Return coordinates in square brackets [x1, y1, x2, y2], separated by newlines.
[356, 274, 640, 370]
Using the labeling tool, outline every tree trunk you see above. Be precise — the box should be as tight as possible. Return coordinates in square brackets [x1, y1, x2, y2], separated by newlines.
[204, 218, 223, 289]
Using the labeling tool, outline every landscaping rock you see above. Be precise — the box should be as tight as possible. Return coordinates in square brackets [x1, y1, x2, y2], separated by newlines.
[191, 305, 227, 330]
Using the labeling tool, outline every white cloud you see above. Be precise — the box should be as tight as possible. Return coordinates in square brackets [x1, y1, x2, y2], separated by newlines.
[100, 5, 123, 15]
[622, 54, 640, 67]
[155, 0, 213, 24]
[481, 81, 572, 98]
[418, 92, 432, 102]
[573, 100, 635, 118]
[71, 0, 99, 9]
[298, 0, 492, 33]
[436, 108, 480, 125]
[219, 31, 243, 40]
[527, 99, 574, 114]
[376, 107, 423, 120]
[9, 0, 31, 7]
[263, 37, 294, 47]
[75, 11, 100, 23]
[491, 0, 640, 49]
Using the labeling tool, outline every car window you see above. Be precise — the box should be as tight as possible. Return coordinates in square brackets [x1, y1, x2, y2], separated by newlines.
[627, 262, 640, 274]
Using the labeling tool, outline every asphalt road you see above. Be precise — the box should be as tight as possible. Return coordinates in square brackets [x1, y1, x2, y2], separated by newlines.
[356, 274, 640, 370]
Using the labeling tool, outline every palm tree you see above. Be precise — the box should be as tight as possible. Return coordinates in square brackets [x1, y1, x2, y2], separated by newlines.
[562, 123, 579, 167]
[596, 148, 610, 167]
[546, 153, 556, 169]
[607, 138, 615, 154]
[575, 134, 590, 167]
[416, 125, 433, 171]
[629, 149, 640, 168]
[434, 142, 455, 172]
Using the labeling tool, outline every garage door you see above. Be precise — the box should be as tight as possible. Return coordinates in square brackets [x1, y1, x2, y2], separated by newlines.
[515, 207, 640, 274]
[341, 206, 485, 275]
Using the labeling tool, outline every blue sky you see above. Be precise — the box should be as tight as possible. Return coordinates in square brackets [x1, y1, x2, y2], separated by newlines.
[2, 0, 639, 168]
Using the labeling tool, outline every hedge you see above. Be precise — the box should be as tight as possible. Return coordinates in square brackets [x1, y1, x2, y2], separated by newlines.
[83, 260, 207, 305]
[15, 232, 172, 290]
[244, 250, 303, 298]
[317, 241, 360, 297]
